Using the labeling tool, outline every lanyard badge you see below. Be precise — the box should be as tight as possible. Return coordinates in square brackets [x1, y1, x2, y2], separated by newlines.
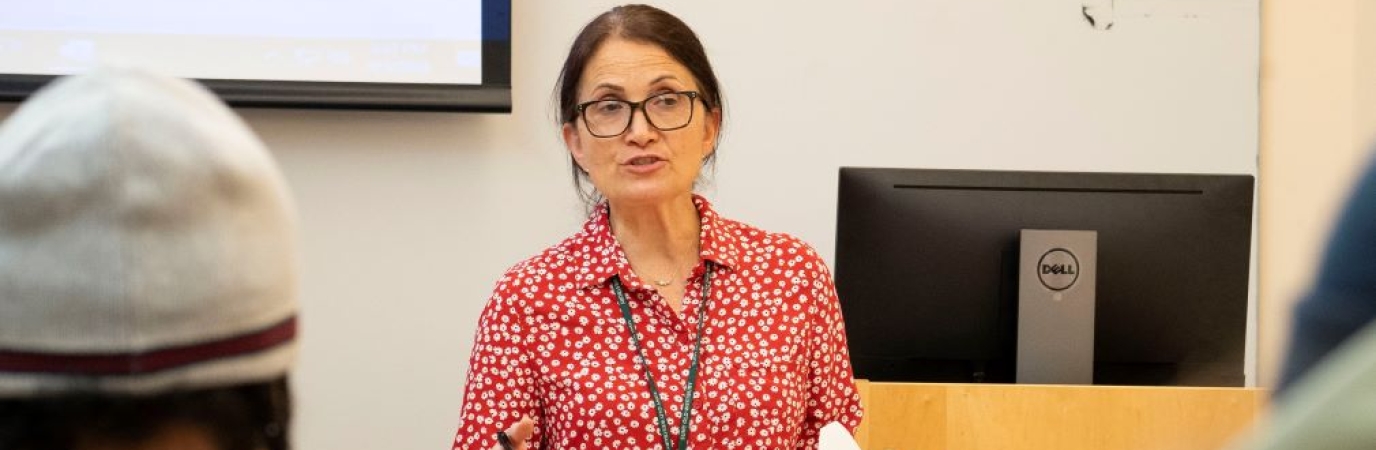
[610, 260, 715, 450]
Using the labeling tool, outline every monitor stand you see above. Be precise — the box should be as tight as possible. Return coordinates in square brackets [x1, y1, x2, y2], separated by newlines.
[1017, 229, 1097, 385]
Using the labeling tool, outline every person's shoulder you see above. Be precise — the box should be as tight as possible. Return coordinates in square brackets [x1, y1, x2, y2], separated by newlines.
[716, 215, 827, 271]
[489, 230, 597, 295]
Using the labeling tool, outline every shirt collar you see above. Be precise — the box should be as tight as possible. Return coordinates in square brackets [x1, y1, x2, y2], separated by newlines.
[573, 194, 742, 290]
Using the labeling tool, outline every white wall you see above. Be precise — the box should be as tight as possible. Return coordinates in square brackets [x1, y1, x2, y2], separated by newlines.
[0, 1, 1259, 449]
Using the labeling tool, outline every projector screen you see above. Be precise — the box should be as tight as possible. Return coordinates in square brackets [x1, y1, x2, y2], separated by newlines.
[0, 0, 511, 112]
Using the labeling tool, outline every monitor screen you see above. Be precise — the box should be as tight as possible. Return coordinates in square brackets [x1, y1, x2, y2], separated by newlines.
[834, 168, 1254, 386]
[0, 0, 511, 112]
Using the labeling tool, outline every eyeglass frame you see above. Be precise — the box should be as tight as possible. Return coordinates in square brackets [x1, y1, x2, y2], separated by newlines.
[574, 90, 702, 138]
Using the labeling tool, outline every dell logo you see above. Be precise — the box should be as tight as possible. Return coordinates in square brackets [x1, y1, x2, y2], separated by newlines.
[1042, 264, 1077, 275]
[1037, 248, 1080, 291]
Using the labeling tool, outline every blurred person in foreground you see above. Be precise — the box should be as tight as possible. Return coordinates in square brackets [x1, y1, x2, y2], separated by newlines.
[451, 4, 863, 449]
[0, 66, 300, 450]
[1227, 156, 1376, 449]
[1276, 156, 1376, 393]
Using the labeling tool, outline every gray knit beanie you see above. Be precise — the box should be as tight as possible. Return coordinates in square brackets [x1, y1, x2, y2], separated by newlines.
[0, 66, 299, 396]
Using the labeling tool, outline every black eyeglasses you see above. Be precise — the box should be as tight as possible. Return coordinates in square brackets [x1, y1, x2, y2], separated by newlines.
[575, 91, 700, 138]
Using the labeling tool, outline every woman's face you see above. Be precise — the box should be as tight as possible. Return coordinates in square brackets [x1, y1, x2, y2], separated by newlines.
[563, 37, 720, 208]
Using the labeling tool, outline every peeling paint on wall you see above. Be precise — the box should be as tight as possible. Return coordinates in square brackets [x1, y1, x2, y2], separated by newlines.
[1082, 0, 1115, 30]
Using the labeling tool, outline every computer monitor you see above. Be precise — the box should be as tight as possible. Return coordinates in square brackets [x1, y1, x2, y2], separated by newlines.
[834, 168, 1254, 386]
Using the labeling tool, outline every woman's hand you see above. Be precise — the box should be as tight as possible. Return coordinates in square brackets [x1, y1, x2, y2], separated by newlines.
[491, 416, 536, 450]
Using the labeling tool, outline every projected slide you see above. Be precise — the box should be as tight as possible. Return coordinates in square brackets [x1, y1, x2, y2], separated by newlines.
[0, 0, 484, 84]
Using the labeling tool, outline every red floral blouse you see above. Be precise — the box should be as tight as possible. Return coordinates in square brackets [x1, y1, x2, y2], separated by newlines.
[452, 196, 863, 449]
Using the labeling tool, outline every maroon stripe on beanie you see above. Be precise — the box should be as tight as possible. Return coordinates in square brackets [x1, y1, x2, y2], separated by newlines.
[0, 316, 296, 376]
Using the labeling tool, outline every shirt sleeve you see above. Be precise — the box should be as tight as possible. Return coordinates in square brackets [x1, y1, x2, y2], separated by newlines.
[452, 276, 543, 450]
[795, 254, 865, 448]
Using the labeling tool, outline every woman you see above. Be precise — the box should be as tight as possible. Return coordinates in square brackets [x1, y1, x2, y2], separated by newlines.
[452, 5, 862, 449]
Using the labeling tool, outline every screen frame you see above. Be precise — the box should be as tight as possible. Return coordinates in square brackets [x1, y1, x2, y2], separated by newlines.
[834, 167, 1256, 387]
[0, 0, 511, 112]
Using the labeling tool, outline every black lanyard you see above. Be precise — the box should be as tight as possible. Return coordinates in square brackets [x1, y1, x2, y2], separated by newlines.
[610, 260, 714, 450]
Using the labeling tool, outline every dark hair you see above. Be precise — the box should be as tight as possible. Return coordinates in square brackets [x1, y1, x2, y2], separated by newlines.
[0, 377, 291, 450]
[555, 4, 727, 208]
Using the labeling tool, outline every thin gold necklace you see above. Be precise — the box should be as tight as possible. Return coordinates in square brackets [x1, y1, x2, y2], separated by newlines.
[650, 266, 678, 286]
[649, 260, 691, 287]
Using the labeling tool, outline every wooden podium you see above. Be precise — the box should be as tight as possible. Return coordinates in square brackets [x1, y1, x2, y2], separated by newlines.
[853, 380, 1266, 450]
